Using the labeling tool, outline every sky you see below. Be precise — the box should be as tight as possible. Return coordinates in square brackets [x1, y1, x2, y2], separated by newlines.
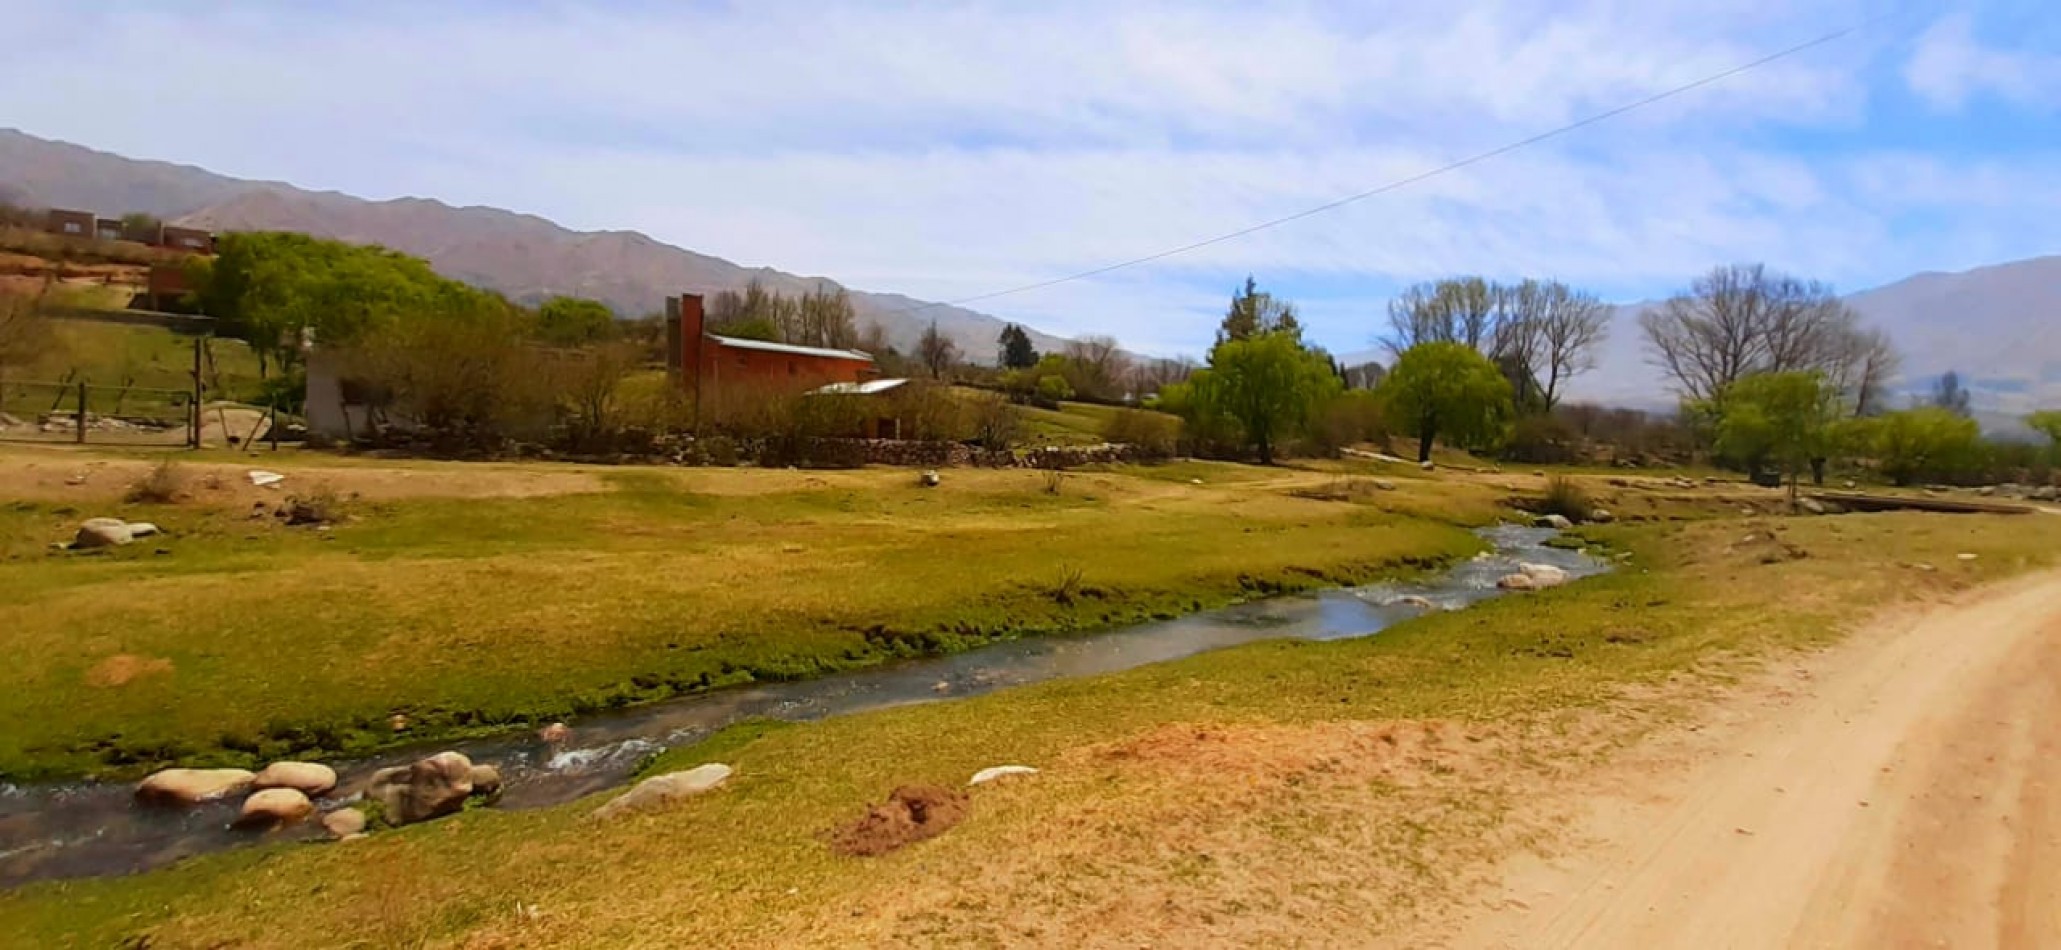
[4, 0, 2059, 361]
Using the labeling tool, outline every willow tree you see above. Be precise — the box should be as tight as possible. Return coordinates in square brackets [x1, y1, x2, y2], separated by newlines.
[1377, 342, 1515, 462]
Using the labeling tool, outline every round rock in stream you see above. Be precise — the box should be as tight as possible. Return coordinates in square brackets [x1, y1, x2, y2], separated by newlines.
[252, 761, 337, 797]
[135, 767, 256, 806]
[236, 788, 314, 828]
[322, 807, 367, 839]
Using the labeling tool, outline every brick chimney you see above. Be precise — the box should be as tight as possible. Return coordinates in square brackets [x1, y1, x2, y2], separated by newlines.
[675, 293, 707, 409]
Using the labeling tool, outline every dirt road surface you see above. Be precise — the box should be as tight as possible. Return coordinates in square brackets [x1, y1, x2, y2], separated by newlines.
[1459, 571, 2061, 949]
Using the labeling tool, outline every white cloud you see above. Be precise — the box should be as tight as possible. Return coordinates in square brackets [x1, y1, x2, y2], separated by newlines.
[1904, 12, 2061, 111]
[1, 0, 2056, 368]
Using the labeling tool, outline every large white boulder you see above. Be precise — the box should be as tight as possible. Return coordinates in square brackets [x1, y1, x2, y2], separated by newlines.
[136, 767, 256, 806]
[236, 788, 315, 828]
[591, 763, 733, 821]
[252, 761, 338, 797]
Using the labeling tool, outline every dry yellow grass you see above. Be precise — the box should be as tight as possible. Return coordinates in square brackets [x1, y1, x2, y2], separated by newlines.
[7, 508, 2055, 947]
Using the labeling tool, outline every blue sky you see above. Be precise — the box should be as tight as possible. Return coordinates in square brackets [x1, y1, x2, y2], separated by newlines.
[4, 0, 2059, 360]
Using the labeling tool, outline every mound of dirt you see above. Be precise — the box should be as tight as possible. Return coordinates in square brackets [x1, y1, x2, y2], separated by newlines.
[829, 784, 970, 857]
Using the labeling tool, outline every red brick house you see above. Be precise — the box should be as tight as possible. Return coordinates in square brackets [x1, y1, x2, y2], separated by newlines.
[666, 293, 877, 406]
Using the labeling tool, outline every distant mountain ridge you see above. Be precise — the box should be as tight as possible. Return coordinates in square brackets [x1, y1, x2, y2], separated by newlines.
[0, 128, 1068, 361]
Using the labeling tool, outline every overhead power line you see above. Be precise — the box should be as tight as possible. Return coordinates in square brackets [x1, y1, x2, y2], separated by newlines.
[896, 11, 1899, 316]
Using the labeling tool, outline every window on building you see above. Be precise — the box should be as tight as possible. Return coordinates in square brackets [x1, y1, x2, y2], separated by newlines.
[62, 222, 82, 234]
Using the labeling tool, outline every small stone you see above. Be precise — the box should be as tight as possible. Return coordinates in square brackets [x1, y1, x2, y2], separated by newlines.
[322, 807, 367, 838]
[1586, 509, 1614, 524]
[469, 764, 503, 799]
[1420, 460, 1436, 471]
[252, 761, 338, 797]
[920, 469, 941, 487]
[1957, 552, 1978, 562]
[968, 765, 1040, 786]
[932, 681, 951, 693]
[125, 522, 161, 538]
[538, 722, 572, 744]
[236, 788, 315, 828]
[1372, 479, 1398, 491]
[591, 763, 733, 821]
[1497, 573, 1537, 591]
[389, 713, 409, 733]
[1518, 563, 1569, 588]
[1533, 514, 1574, 530]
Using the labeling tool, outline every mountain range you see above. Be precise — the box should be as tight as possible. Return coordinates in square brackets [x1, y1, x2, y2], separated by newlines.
[3, 128, 2056, 424]
[0, 129, 1068, 361]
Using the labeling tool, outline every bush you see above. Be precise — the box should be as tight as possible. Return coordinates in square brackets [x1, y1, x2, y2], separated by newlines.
[1034, 374, 1075, 408]
[1502, 413, 1579, 464]
[124, 460, 186, 504]
[1537, 476, 1593, 522]
[966, 391, 1023, 450]
[1101, 408, 1181, 460]
[1307, 389, 1386, 456]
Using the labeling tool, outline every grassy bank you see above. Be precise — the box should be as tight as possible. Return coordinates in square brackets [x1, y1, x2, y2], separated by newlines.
[0, 455, 1494, 779]
[4, 505, 2052, 946]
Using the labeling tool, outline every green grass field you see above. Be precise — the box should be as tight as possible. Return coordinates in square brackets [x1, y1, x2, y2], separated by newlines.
[5, 501, 2051, 946]
[0, 456, 1492, 780]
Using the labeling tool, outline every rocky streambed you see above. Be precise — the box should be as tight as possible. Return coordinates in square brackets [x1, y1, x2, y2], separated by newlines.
[0, 523, 1607, 887]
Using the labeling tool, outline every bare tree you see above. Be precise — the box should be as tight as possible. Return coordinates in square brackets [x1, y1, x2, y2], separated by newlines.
[1383, 277, 1500, 354]
[1641, 263, 1874, 405]
[1827, 327, 1899, 417]
[1527, 281, 1610, 410]
[917, 320, 959, 380]
[0, 283, 56, 390]
[1063, 334, 1127, 400]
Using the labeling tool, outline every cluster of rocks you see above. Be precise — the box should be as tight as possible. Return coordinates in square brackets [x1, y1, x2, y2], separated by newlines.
[1497, 562, 1571, 592]
[1980, 483, 2061, 502]
[135, 750, 503, 840]
[22, 412, 177, 435]
[1532, 509, 1612, 530]
[137, 761, 342, 833]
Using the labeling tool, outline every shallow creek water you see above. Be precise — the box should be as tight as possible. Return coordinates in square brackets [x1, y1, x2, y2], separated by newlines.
[0, 524, 1605, 887]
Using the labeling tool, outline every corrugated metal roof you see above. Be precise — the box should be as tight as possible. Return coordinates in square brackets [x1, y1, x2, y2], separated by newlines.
[707, 334, 873, 362]
[810, 378, 911, 396]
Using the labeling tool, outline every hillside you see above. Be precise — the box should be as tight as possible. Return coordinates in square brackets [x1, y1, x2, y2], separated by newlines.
[0, 129, 1068, 361]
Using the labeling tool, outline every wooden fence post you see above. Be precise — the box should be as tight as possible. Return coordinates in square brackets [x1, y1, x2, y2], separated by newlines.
[74, 381, 87, 444]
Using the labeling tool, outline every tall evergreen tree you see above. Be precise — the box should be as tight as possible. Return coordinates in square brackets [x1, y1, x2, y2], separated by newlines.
[1217, 276, 1301, 347]
[998, 323, 1038, 369]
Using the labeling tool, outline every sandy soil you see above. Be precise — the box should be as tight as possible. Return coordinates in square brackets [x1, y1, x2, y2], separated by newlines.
[0, 447, 609, 504]
[1453, 570, 2061, 949]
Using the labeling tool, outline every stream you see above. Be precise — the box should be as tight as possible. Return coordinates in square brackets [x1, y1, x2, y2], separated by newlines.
[0, 524, 1605, 887]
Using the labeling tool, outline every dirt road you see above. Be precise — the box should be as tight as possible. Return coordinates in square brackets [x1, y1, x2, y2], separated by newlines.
[1460, 571, 2061, 949]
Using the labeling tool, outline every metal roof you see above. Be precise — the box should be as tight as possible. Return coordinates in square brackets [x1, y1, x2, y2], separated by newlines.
[707, 334, 873, 362]
[810, 378, 911, 396]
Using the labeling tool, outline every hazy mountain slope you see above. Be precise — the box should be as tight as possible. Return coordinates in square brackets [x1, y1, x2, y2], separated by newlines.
[0, 129, 1065, 361]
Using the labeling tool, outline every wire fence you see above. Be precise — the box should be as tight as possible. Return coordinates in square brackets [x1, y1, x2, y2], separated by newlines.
[0, 379, 201, 446]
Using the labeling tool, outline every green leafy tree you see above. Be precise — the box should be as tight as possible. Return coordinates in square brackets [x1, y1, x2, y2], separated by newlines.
[1192, 332, 1339, 464]
[1376, 342, 1515, 463]
[118, 212, 163, 244]
[1931, 370, 1972, 417]
[1868, 408, 1982, 486]
[998, 323, 1038, 369]
[1714, 371, 1840, 499]
[2028, 410, 2061, 461]
[1218, 276, 1301, 346]
[535, 296, 617, 347]
[197, 231, 471, 375]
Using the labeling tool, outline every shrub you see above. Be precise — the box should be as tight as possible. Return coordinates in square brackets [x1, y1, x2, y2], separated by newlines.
[966, 391, 1023, 450]
[1502, 413, 1579, 464]
[1537, 476, 1593, 522]
[1307, 389, 1386, 456]
[124, 460, 185, 504]
[1034, 374, 1075, 408]
[1101, 408, 1181, 460]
